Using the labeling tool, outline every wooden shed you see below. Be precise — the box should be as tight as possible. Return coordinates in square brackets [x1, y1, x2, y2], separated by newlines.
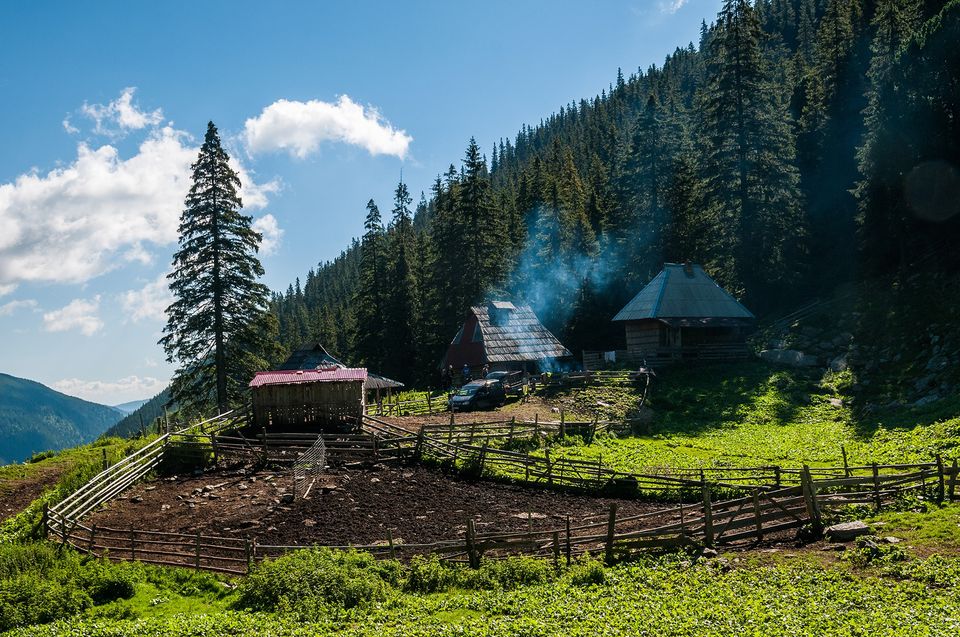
[611, 263, 754, 364]
[442, 301, 573, 374]
[279, 341, 404, 403]
[248, 367, 366, 431]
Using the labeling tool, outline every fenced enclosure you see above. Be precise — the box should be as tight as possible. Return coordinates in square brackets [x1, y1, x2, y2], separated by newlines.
[292, 435, 327, 500]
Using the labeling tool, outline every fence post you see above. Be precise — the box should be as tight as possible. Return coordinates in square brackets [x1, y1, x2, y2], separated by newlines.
[195, 529, 201, 569]
[41, 503, 49, 538]
[388, 529, 396, 560]
[801, 465, 823, 535]
[872, 462, 881, 511]
[130, 526, 136, 561]
[450, 410, 455, 427]
[508, 417, 515, 444]
[427, 393, 432, 414]
[552, 531, 561, 568]
[560, 410, 566, 438]
[102, 448, 108, 472]
[841, 446, 850, 477]
[565, 515, 572, 566]
[605, 502, 618, 565]
[545, 448, 553, 487]
[373, 435, 380, 461]
[262, 427, 268, 464]
[479, 443, 488, 477]
[949, 459, 958, 501]
[525, 454, 530, 482]
[414, 424, 426, 461]
[88, 524, 97, 554]
[466, 519, 479, 569]
[702, 481, 714, 548]
[936, 455, 945, 504]
[245, 537, 252, 572]
[752, 490, 763, 542]
[774, 466, 781, 488]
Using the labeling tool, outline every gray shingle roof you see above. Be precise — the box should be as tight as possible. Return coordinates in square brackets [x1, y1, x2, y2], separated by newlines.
[472, 303, 572, 363]
[612, 264, 754, 321]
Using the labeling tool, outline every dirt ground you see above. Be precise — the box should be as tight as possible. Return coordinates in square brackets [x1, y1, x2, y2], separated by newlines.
[377, 395, 592, 431]
[0, 465, 63, 522]
[86, 463, 665, 548]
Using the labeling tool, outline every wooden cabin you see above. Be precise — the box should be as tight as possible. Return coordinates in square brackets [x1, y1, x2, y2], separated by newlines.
[442, 301, 573, 374]
[248, 367, 366, 431]
[611, 263, 754, 364]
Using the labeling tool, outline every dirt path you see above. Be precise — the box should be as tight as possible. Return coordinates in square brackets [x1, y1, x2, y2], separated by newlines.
[86, 464, 665, 548]
[0, 464, 63, 521]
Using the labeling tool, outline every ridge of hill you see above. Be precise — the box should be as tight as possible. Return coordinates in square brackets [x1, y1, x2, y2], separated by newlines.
[0, 373, 122, 465]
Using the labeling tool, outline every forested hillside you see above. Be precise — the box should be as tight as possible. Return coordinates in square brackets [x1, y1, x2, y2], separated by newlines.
[272, 0, 960, 388]
[104, 388, 174, 439]
[0, 373, 122, 465]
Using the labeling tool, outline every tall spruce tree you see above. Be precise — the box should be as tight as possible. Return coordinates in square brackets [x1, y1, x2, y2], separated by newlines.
[161, 122, 272, 413]
[698, 0, 806, 306]
[382, 180, 419, 383]
[353, 199, 386, 372]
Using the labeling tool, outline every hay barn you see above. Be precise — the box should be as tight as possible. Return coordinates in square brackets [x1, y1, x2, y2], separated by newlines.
[442, 301, 573, 374]
[610, 263, 755, 364]
[249, 367, 367, 431]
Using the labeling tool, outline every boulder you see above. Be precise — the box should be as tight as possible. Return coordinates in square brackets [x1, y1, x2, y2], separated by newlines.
[759, 349, 819, 367]
[825, 520, 871, 542]
[829, 354, 848, 372]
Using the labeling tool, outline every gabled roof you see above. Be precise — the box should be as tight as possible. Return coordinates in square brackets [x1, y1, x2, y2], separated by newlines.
[613, 264, 754, 322]
[278, 341, 405, 390]
[250, 368, 367, 388]
[471, 302, 572, 363]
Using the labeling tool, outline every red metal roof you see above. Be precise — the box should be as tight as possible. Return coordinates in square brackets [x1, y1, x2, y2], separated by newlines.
[249, 367, 368, 388]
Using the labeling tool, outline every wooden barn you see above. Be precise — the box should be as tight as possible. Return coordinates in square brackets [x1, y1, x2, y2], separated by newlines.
[442, 301, 573, 374]
[279, 341, 404, 403]
[611, 263, 755, 364]
[248, 367, 366, 431]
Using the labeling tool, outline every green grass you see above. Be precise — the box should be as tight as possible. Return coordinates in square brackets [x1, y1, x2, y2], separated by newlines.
[6, 550, 960, 636]
[524, 362, 960, 473]
[0, 437, 159, 544]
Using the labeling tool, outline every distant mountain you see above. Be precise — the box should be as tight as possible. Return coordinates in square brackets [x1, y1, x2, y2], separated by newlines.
[105, 387, 174, 438]
[112, 399, 149, 414]
[0, 373, 123, 465]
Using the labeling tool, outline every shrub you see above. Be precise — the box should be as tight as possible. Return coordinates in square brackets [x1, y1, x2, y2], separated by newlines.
[565, 554, 606, 586]
[404, 554, 552, 593]
[234, 549, 398, 618]
[27, 450, 55, 463]
[78, 561, 137, 604]
[0, 575, 93, 631]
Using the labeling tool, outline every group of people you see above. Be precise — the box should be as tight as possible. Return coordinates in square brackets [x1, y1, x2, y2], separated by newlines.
[441, 363, 489, 389]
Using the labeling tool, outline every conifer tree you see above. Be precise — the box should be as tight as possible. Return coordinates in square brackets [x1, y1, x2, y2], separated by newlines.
[382, 180, 419, 383]
[161, 122, 273, 413]
[698, 0, 805, 305]
[353, 199, 386, 372]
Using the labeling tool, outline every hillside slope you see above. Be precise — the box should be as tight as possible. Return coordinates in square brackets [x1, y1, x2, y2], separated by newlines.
[104, 387, 173, 438]
[0, 373, 121, 465]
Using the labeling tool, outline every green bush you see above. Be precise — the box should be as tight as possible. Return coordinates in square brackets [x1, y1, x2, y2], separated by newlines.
[404, 554, 552, 593]
[234, 549, 399, 618]
[27, 450, 55, 464]
[564, 554, 606, 586]
[0, 574, 93, 631]
[78, 561, 137, 604]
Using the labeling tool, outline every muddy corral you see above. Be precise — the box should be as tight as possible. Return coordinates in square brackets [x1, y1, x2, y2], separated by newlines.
[86, 464, 664, 548]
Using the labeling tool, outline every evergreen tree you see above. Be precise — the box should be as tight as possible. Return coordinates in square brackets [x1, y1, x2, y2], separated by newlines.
[353, 199, 387, 372]
[698, 0, 806, 306]
[161, 122, 273, 413]
[382, 180, 419, 383]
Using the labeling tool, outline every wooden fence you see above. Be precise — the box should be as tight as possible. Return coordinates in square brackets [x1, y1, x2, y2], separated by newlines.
[48, 461, 956, 575]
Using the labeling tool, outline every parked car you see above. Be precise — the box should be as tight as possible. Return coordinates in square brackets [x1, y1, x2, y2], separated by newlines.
[484, 370, 523, 396]
[448, 379, 506, 411]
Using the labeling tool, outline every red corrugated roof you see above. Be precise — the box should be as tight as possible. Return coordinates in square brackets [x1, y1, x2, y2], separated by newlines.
[249, 367, 368, 388]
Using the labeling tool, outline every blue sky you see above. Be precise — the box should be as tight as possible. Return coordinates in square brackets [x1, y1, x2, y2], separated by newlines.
[0, 0, 720, 405]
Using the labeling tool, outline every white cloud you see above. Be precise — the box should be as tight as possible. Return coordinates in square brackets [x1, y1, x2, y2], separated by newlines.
[659, 0, 688, 13]
[80, 87, 164, 136]
[43, 296, 103, 336]
[0, 299, 38, 317]
[252, 214, 283, 256]
[144, 357, 159, 368]
[0, 110, 277, 291]
[243, 95, 412, 159]
[62, 118, 79, 135]
[120, 273, 173, 323]
[53, 375, 167, 404]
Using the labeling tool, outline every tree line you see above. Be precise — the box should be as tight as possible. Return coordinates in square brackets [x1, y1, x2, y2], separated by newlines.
[164, 0, 960, 411]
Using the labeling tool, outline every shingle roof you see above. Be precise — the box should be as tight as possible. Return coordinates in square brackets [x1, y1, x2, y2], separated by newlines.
[612, 264, 754, 321]
[249, 368, 368, 388]
[472, 302, 572, 363]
